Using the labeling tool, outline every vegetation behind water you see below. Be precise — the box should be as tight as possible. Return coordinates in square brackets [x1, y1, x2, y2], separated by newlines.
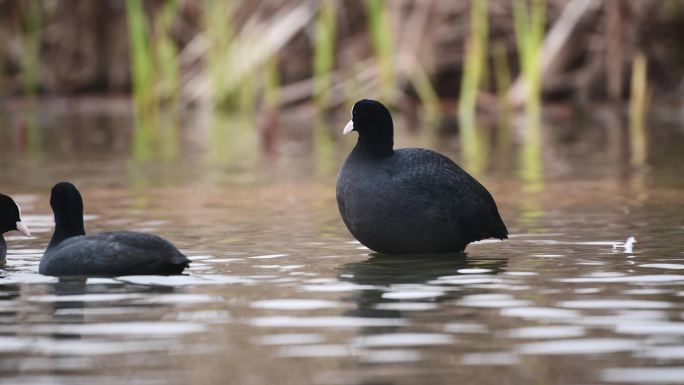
[1, 1, 682, 107]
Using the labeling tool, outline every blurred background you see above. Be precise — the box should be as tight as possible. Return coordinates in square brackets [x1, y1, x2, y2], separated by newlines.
[0, 0, 683, 188]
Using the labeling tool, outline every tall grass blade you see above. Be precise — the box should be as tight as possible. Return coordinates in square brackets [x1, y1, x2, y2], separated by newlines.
[313, 0, 337, 109]
[513, 0, 545, 123]
[459, 0, 489, 175]
[263, 55, 281, 109]
[21, 2, 43, 95]
[203, 0, 237, 108]
[365, 0, 395, 101]
[629, 52, 648, 168]
[155, 0, 181, 105]
[459, 0, 488, 122]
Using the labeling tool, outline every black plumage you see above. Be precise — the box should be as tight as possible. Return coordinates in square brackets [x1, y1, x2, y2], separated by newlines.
[0, 194, 30, 263]
[40, 182, 190, 277]
[336, 99, 508, 254]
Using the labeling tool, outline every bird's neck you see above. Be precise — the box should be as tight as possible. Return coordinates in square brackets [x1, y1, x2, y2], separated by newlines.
[48, 216, 85, 250]
[0, 235, 6, 262]
[354, 133, 394, 158]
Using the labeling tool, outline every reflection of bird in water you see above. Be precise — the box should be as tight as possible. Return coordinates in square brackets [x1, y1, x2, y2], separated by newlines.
[338, 253, 508, 320]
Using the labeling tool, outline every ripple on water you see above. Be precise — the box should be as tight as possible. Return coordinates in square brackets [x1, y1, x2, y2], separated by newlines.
[250, 316, 408, 328]
[6, 249, 45, 254]
[175, 310, 231, 323]
[0, 273, 58, 284]
[250, 299, 342, 310]
[601, 367, 684, 383]
[622, 288, 671, 295]
[577, 310, 667, 326]
[430, 275, 503, 285]
[117, 275, 255, 286]
[382, 290, 444, 300]
[615, 321, 684, 335]
[443, 323, 488, 334]
[352, 333, 454, 347]
[249, 254, 288, 259]
[135, 294, 223, 304]
[359, 349, 422, 364]
[205, 258, 245, 263]
[279, 344, 355, 358]
[459, 294, 532, 308]
[255, 333, 325, 345]
[0, 336, 172, 355]
[558, 299, 673, 309]
[641, 346, 684, 359]
[500, 307, 581, 320]
[517, 338, 641, 355]
[507, 326, 586, 339]
[27, 293, 145, 303]
[301, 282, 377, 292]
[28, 322, 207, 336]
[461, 352, 520, 366]
[504, 271, 537, 276]
[53, 307, 148, 316]
[558, 275, 684, 283]
[373, 302, 438, 311]
[640, 263, 684, 270]
[457, 268, 492, 274]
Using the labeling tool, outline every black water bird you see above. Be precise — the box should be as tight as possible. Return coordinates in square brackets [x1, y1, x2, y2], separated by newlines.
[40, 182, 190, 277]
[336, 99, 508, 254]
[0, 194, 31, 263]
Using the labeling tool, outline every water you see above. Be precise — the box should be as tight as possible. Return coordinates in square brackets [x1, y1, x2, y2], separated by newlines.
[1, 100, 684, 384]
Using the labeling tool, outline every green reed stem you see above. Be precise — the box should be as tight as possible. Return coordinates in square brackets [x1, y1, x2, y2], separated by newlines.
[365, 0, 395, 101]
[459, 0, 488, 120]
[513, 0, 545, 123]
[155, 0, 181, 104]
[203, 0, 236, 108]
[409, 62, 440, 120]
[21, 2, 42, 95]
[313, 0, 337, 109]
[126, 0, 156, 116]
[629, 52, 648, 168]
[263, 55, 281, 109]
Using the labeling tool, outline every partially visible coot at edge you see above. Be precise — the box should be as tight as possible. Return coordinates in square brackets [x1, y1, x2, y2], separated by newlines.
[40, 182, 190, 277]
[336, 99, 508, 254]
[0, 194, 31, 263]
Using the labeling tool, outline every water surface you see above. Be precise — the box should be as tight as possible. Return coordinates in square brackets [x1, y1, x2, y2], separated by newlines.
[1, 101, 684, 384]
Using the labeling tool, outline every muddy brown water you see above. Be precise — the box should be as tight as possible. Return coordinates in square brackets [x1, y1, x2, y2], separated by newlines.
[1, 101, 684, 385]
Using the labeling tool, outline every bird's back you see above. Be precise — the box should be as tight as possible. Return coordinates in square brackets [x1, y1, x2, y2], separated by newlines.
[337, 147, 507, 253]
[40, 231, 190, 277]
[393, 148, 508, 242]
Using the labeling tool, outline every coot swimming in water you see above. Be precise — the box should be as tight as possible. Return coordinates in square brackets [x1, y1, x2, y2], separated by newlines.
[336, 99, 508, 254]
[40, 182, 190, 277]
[0, 194, 31, 263]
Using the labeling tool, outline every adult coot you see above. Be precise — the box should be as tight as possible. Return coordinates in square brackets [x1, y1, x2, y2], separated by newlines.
[0, 194, 31, 263]
[336, 99, 508, 254]
[40, 182, 190, 277]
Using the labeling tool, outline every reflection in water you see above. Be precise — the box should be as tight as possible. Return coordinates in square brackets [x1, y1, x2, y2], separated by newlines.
[517, 113, 545, 232]
[25, 111, 43, 155]
[207, 111, 259, 170]
[518, 113, 543, 193]
[459, 115, 490, 176]
[132, 110, 180, 161]
[339, 253, 507, 321]
[312, 117, 336, 180]
[341, 253, 506, 286]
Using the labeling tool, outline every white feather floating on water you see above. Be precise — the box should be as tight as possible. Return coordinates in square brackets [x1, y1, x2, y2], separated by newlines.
[612, 237, 637, 253]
